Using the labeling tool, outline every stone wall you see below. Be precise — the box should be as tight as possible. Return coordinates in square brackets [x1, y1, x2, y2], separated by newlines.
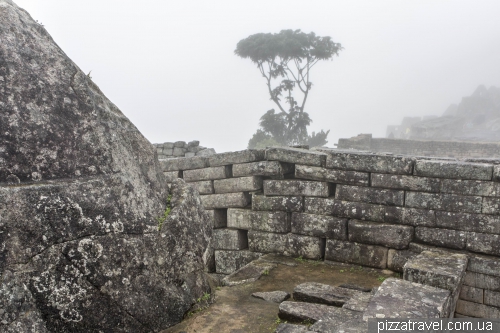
[153, 140, 216, 159]
[158, 147, 500, 318]
[337, 134, 500, 159]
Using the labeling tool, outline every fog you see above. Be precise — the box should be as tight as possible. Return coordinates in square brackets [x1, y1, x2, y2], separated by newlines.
[14, 0, 500, 152]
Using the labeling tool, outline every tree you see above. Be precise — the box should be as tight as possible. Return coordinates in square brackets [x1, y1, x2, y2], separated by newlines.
[235, 29, 341, 148]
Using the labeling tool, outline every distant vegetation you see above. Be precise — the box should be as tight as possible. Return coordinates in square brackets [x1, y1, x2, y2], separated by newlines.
[235, 29, 342, 148]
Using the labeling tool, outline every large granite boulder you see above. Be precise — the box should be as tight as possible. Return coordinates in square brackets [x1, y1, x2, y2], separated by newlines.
[0, 1, 213, 331]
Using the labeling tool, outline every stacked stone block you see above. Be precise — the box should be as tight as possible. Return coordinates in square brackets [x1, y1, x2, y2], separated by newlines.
[158, 146, 500, 318]
[153, 140, 216, 159]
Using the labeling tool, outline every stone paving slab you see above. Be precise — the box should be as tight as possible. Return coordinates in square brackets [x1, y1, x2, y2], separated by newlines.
[371, 173, 441, 192]
[200, 192, 251, 209]
[310, 309, 365, 333]
[232, 161, 293, 178]
[278, 301, 344, 323]
[342, 292, 372, 312]
[221, 259, 277, 286]
[252, 291, 290, 303]
[264, 180, 330, 197]
[363, 278, 450, 320]
[215, 250, 263, 275]
[325, 239, 388, 269]
[348, 220, 413, 250]
[208, 149, 265, 167]
[295, 164, 369, 186]
[265, 147, 327, 167]
[213, 176, 262, 194]
[252, 194, 303, 212]
[291, 213, 347, 240]
[414, 160, 493, 180]
[293, 282, 363, 306]
[336, 185, 405, 206]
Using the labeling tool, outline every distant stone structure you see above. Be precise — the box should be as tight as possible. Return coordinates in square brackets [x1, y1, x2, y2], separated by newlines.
[153, 140, 216, 158]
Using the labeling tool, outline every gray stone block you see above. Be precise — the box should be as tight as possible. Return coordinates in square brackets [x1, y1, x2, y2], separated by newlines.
[332, 200, 386, 222]
[342, 292, 372, 312]
[248, 230, 288, 253]
[252, 194, 303, 212]
[371, 173, 441, 192]
[295, 164, 369, 186]
[205, 209, 227, 228]
[187, 140, 199, 147]
[309, 307, 365, 332]
[278, 301, 352, 323]
[303, 197, 337, 216]
[388, 249, 417, 273]
[264, 179, 330, 197]
[494, 165, 500, 182]
[173, 146, 187, 156]
[173, 141, 187, 148]
[214, 250, 262, 275]
[286, 234, 324, 260]
[275, 323, 311, 333]
[466, 232, 500, 256]
[414, 160, 493, 180]
[232, 161, 293, 178]
[464, 272, 500, 291]
[188, 180, 214, 194]
[200, 192, 250, 209]
[196, 148, 216, 156]
[252, 291, 290, 303]
[183, 165, 231, 182]
[291, 213, 347, 240]
[251, 210, 290, 233]
[363, 278, 450, 319]
[384, 207, 436, 227]
[468, 254, 500, 277]
[405, 192, 482, 213]
[227, 208, 252, 230]
[163, 148, 173, 155]
[208, 149, 265, 167]
[455, 300, 500, 318]
[325, 239, 388, 269]
[484, 290, 500, 307]
[441, 179, 500, 197]
[460, 285, 484, 304]
[348, 220, 413, 249]
[482, 197, 500, 215]
[293, 282, 363, 306]
[316, 148, 414, 174]
[159, 156, 209, 171]
[336, 185, 404, 206]
[185, 152, 195, 157]
[213, 229, 248, 250]
[214, 176, 262, 194]
[436, 211, 500, 234]
[163, 142, 174, 148]
[163, 170, 182, 183]
[415, 227, 467, 249]
[403, 251, 468, 317]
[265, 147, 326, 166]
[221, 258, 277, 286]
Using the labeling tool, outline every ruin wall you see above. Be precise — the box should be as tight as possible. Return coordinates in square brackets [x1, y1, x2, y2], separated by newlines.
[158, 147, 500, 318]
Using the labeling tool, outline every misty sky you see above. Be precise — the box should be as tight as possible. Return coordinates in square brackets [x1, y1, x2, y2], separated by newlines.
[13, 0, 500, 153]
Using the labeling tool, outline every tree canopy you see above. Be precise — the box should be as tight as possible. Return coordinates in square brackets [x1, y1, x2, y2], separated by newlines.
[235, 29, 341, 148]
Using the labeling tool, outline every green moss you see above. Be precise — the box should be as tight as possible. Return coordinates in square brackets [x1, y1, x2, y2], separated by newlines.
[157, 194, 172, 231]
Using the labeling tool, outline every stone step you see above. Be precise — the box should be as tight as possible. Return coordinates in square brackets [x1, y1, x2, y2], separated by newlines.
[342, 292, 372, 312]
[278, 301, 347, 323]
[251, 291, 290, 303]
[293, 282, 363, 307]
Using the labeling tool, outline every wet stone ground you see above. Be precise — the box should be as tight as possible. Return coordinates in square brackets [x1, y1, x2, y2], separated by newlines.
[162, 256, 395, 333]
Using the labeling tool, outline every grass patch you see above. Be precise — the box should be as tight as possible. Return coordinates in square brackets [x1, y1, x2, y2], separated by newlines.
[157, 194, 172, 231]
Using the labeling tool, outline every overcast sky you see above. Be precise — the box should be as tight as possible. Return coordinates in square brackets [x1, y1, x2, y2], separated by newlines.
[14, 0, 500, 153]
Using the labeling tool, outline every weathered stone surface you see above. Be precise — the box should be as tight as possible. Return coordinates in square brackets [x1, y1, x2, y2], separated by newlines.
[495, 165, 500, 182]
[336, 185, 404, 206]
[286, 234, 324, 260]
[252, 194, 303, 212]
[325, 240, 388, 269]
[183, 165, 231, 182]
[303, 197, 336, 216]
[484, 290, 500, 307]
[188, 180, 214, 194]
[214, 250, 262, 275]
[266, 147, 326, 166]
[227, 208, 252, 230]
[196, 148, 216, 156]
[363, 278, 450, 320]
[170, 147, 184, 157]
[174, 141, 187, 148]
[405, 192, 482, 213]
[456, 300, 500, 318]
[205, 209, 227, 228]
[163, 170, 182, 182]
[251, 210, 290, 233]
[221, 259, 276, 286]
[384, 207, 436, 226]
[460, 285, 484, 304]
[252, 291, 290, 303]
[371, 173, 441, 192]
[248, 231, 288, 253]
[159, 156, 209, 171]
[214, 176, 262, 194]
[403, 251, 468, 317]
[295, 164, 369, 186]
[212, 229, 248, 250]
[208, 149, 265, 167]
[468, 254, 500, 277]
[388, 249, 417, 273]
[278, 301, 342, 323]
[415, 227, 467, 249]
[463, 272, 500, 291]
[414, 160, 493, 180]
[200, 192, 250, 209]
[339, 284, 372, 292]
[291, 213, 347, 239]
[482, 197, 500, 215]
[315, 148, 414, 174]
[342, 292, 373, 312]
[309, 307, 365, 332]
[0, 3, 212, 331]
[264, 180, 330, 197]
[467, 232, 500, 256]
[441, 179, 500, 197]
[276, 323, 312, 333]
[294, 282, 362, 306]
[333, 200, 386, 222]
[436, 211, 500, 234]
[348, 220, 413, 249]
[232, 161, 293, 178]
